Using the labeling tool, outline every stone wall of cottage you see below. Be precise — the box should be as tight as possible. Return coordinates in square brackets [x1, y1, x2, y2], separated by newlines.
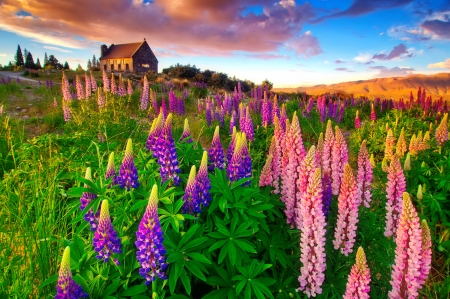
[132, 43, 158, 73]
[100, 58, 134, 72]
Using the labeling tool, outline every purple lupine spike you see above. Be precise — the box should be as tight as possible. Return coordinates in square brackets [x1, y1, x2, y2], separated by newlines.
[90, 71, 97, 92]
[161, 95, 168, 118]
[156, 114, 181, 185]
[206, 102, 212, 127]
[182, 166, 201, 214]
[146, 112, 164, 154]
[75, 74, 84, 100]
[239, 103, 246, 131]
[227, 132, 244, 182]
[177, 97, 185, 115]
[118, 139, 140, 190]
[227, 126, 237, 163]
[110, 74, 117, 95]
[243, 106, 254, 141]
[135, 185, 168, 285]
[322, 171, 332, 216]
[219, 105, 225, 127]
[280, 104, 287, 132]
[229, 111, 236, 134]
[93, 200, 122, 264]
[240, 133, 252, 185]
[55, 247, 88, 299]
[180, 118, 193, 143]
[127, 79, 133, 96]
[208, 126, 225, 171]
[79, 167, 99, 231]
[97, 88, 105, 109]
[140, 76, 149, 110]
[85, 72, 91, 98]
[261, 92, 271, 127]
[169, 89, 177, 113]
[197, 151, 212, 206]
[117, 74, 126, 97]
[106, 152, 119, 186]
[102, 70, 110, 93]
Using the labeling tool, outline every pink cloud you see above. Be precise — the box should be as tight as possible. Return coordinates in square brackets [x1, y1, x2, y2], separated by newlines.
[335, 67, 354, 72]
[287, 31, 323, 57]
[372, 43, 412, 60]
[373, 66, 415, 77]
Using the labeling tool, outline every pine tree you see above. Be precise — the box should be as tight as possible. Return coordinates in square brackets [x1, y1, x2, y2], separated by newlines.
[15, 45, 24, 67]
[77, 64, 83, 72]
[25, 52, 35, 69]
[92, 55, 97, 67]
[23, 48, 28, 59]
[36, 58, 42, 70]
[64, 61, 70, 70]
[87, 59, 92, 70]
[44, 52, 48, 67]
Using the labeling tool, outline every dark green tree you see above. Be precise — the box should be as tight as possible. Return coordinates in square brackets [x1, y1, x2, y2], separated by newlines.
[25, 52, 35, 69]
[44, 52, 48, 67]
[35, 58, 42, 70]
[87, 59, 92, 70]
[47, 55, 59, 69]
[15, 45, 24, 67]
[63, 61, 70, 69]
[92, 55, 97, 67]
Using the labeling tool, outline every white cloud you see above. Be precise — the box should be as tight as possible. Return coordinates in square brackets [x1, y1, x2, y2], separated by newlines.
[43, 46, 73, 53]
[354, 53, 372, 63]
[427, 58, 450, 69]
[0, 53, 7, 57]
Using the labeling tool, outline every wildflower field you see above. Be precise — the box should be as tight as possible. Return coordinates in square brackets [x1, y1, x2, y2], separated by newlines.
[0, 71, 449, 299]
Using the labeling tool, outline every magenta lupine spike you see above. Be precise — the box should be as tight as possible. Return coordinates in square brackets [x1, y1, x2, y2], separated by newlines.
[62, 99, 71, 122]
[322, 120, 334, 177]
[135, 185, 167, 284]
[244, 106, 254, 141]
[161, 95, 168, 118]
[61, 72, 72, 101]
[140, 75, 149, 110]
[280, 113, 301, 201]
[55, 247, 88, 299]
[85, 72, 91, 98]
[271, 115, 283, 194]
[229, 111, 236, 134]
[435, 112, 448, 146]
[208, 126, 225, 171]
[169, 89, 177, 113]
[385, 129, 395, 162]
[384, 154, 406, 237]
[259, 154, 274, 187]
[294, 146, 317, 229]
[261, 92, 271, 127]
[331, 126, 348, 195]
[102, 69, 110, 93]
[316, 132, 324, 168]
[90, 71, 97, 92]
[322, 171, 332, 216]
[117, 74, 126, 96]
[75, 74, 84, 100]
[180, 118, 193, 143]
[240, 133, 252, 185]
[280, 118, 291, 179]
[343, 247, 371, 299]
[97, 88, 105, 109]
[227, 126, 237, 163]
[355, 110, 361, 129]
[106, 152, 119, 186]
[418, 220, 432, 287]
[182, 166, 201, 214]
[110, 74, 117, 95]
[127, 79, 133, 96]
[370, 103, 376, 121]
[178, 97, 185, 115]
[156, 114, 181, 185]
[239, 103, 246, 131]
[272, 95, 280, 124]
[197, 151, 212, 206]
[93, 200, 122, 264]
[118, 139, 140, 190]
[333, 164, 359, 256]
[388, 193, 426, 298]
[357, 140, 373, 208]
[226, 132, 243, 182]
[280, 104, 287, 132]
[298, 168, 326, 298]
[79, 167, 99, 231]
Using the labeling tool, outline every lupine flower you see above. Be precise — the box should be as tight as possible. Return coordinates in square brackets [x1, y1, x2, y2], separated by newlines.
[240, 133, 252, 185]
[333, 164, 359, 256]
[272, 95, 280, 124]
[298, 168, 326, 298]
[90, 71, 97, 92]
[205, 102, 212, 127]
[357, 140, 373, 208]
[106, 152, 119, 186]
[196, 151, 212, 207]
[259, 154, 273, 187]
[354, 110, 361, 129]
[416, 131, 424, 152]
[316, 132, 324, 168]
[261, 93, 271, 127]
[102, 70, 110, 92]
[244, 106, 254, 141]
[127, 79, 133, 96]
[409, 134, 418, 156]
[136, 184, 167, 284]
[151, 90, 159, 113]
[418, 219, 432, 287]
[381, 156, 388, 172]
[322, 171, 332, 216]
[140, 76, 149, 110]
[93, 200, 122, 264]
[370, 103, 376, 121]
[322, 120, 334, 177]
[385, 129, 395, 161]
[238, 103, 246, 130]
[97, 88, 105, 109]
[62, 72, 72, 101]
[294, 146, 317, 229]
[331, 126, 348, 195]
[117, 74, 126, 97]
[85, 72, 91, 98]
[208, 126, 225, 171]
[110, 74, 117, 95]
[62, 99, 71, 122]
[396, 127, 407, 157]
[343, 247, 371, 299]
[146, 112, 164, 154]
[435, 112, 448, 146]
[55, 247, 88, 299]
[169, 89, 177, 113]
[79, 167, 99, 231]
[161, 96, 168, 118]
[180, 118, 193, 143]
[388, 193, 426, 298]
[422, 131, 431, 150]
[280, 103, 287, 132]
[271, 115, 284, 194]
[75, 74, 84, 100]
[229, 111, 236, 134]
[384, 154, 406, 237]
[178, 97, 185, 115]
[182, 166, 201, 214]
[226, 132, 243, 182]
[118, 139, 140, 190]
[156, 114, 181, 186]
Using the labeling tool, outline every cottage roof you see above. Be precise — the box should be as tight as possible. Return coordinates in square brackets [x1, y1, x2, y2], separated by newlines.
[100, 42, 143, 59]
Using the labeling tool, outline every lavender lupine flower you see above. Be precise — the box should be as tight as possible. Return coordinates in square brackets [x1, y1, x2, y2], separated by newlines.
[239, 103, 246, 131]
[110, 74, 117, 95]
[161, 95, 168, 118]
[55, 247, 88, 299]
[208, 126, 225, 171]
[298, 168, 326, 298]
[85, 72, 91, 98]
[146, 113, 164, 154]
[178, 97, 185, 115]
[117, 74, 126, 97]
[261, 93, 271, 127]
[118, 139, 140, 190]
[135, 185, 168, 284]
[240, 133, 252, 185]
[180, 118, 193, 143]
[90, 71, 97, 92]
[197, 151, 212, 206]
[357, 140, 373, 208]
[229, 111, 236, 134]
[244, 106, 254, 141]
[280, 103, 288, 132]
[322, 120, 334, 177]
[182, 166, 201, 214]
[333, 164, 359, 256]
[227, 133, 245, 183]
[169, 89, 177, 113]
[127, 79, 133, 96]
[97, 88, 105, 109]
[355, 110, 361, 129]
[93, 200, 122, 263]
[384, 154, 406, 237]
[62, 99, 71, 122]
[388, 193, 427, 299]
[156, 114, 181, 186]
[79, 167, 100, 231]
[105, 152, 119, 186]
[343, 247, 371, 299]
[75, 74, 84, 100]
[227, 126, 237, 164]
[331, 126, 348, 195]
[140, 76, 149, 110]
[322, 171, 332, 216]
[102, 70, 110, 92]
[62, 73, 72, 101]
[205, 102, 212, 127]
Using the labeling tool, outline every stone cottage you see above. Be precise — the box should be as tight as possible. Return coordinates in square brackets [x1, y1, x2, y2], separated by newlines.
[99, 39, 158, 73]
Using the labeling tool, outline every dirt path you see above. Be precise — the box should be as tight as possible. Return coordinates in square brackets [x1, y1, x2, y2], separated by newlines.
[0, 71, 41, 83]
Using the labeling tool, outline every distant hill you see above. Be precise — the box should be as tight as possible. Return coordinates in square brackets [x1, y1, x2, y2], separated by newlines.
[273, 73, 450, 99]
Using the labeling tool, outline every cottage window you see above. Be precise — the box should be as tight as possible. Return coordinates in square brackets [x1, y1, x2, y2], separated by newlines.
[111, 64, 114, 70]
[142, 64, 150, 68]
[126, 64, 129, 71]
[103, 65, 106, 71]
[118, 64, 121, 71]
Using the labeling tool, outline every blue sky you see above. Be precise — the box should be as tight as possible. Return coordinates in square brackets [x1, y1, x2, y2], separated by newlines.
[0, 0, 449, 87]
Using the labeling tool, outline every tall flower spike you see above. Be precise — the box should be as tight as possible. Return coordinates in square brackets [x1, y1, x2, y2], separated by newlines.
[322, 171, 332, 216]
[208, 126, 225, 171]
[79, 167, 99, 231]
[85, 72, 91, 98]
[316, 132, 324, 168]
[271, 114, 283, 194]
[435, 112, 448, 146]
[244, 106, 254, 141]
[93, 200, 122, 264]
[180, 118, 193, 143]
[384, 154, 406, 237]
[298, 168, 326, 298]
[182, 166, 201, 214]
[156, 114, 181, 186]
[409, 134, 418, 156]
[75, 74, 84, 100]
[127, 79, 133, 96]
[357, 140, 373, 208]
[404, 153, 411, 171]
[385, 129, 395, 161]
[227, 133, 248, 183]
[354, 110, 361, 129]
[55, 247, 88, 299]
[106, 152, 119, 186]
[240, 133, 252, 185]
[146, 112, 164, 154]
[118, 139, 140, 190]
[322, 120, 334, 178]
[90, 71, 97, 92]
[259, 154, 273, 187]
[422, 131, 430, 150]
[370, 103, 376, 121]
[110, 73, 117, 95]
[135, 185, 168, 284]
[102, 69, 110, 92]
[388, 193, 424, 299]
[343, 247, 371, 299]
[333, 164, 359, 256]
[418, 219, 432, 287]
[396, 127, 407, 157]
[227, 126, 237, 163]
[97, 88, 105, 109]
[331, 126, 348, 195]
[140, 75, 149, 111]
[197, 151, 212, 207]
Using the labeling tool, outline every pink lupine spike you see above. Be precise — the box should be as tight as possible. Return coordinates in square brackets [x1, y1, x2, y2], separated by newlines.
[370, 103, 376, 121]
[357, 140, 372, 208]
[331, 126, 348, 195]
[384, 154, 406, 237]
[435, 112, 449, 146]
[316, 132, 324, 168]
[333, 164, 358, 256]
[343, 247, 371, 299]
[260, 136, 275, 188]
[294, 145, 317, 229]
[385, 129, 395, 162]
[322, 120, 334, 178]
[354, 110, 361, 129]
[298, 168, 326, 298]
[271, 114, 283, 194]
[418, 219, 432, 288]
[388, 193, 426, 299]
[396, 127, 407, 157]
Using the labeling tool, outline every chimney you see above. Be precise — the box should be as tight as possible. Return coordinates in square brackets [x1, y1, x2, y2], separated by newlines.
[100, 44, 108, 58]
